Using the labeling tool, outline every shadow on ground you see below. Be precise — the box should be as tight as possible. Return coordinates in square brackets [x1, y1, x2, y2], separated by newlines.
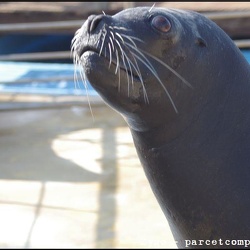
[0, 105, 176, 248]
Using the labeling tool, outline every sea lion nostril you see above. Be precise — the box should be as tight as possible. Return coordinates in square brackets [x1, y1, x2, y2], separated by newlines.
[87, 14, 104, 34]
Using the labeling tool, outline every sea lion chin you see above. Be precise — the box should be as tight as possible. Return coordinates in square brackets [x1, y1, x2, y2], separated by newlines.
[72, 6, 250, 248]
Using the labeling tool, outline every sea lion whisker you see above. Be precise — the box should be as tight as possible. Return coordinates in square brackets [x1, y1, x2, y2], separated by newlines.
[70, 46, 74, 57]
[99, 29, 107, 57]
[73, 56, 79, 90]
[123, 51, 135, 95]
[79, 60, 87, 87]
[127, 54, 149, 103]
[121, 34, 145, 45]
[114, 37, 154, 103]
[121, 35, 139, 53]
[115, 36, 149, 103]
[109, 29, 115, 39]
[94, 34, 100, 47]
[117, 58, 121, 93]
[71, 43, 78, 54]
[113, 38, 132, 93]
[74, 57, 80, 85]
[73, 55, 82, 90]
[115, 36, 151, 103]
[71, 38, 76, 49]
[96, 30, 104, 48]
[123, 37, 191, 89]
[75, 27, 82, 35]
[115, 32, 145, 53]
[118, 68, 121, 93]
[114, 39, 131, 89]
[108, 34, 115, 52]
[129, 52, 150, 104]
[123, 41, 158, 75]
[71, 39, 80, 53]
[133, 52, 178, 113]
[128, 48, 177, 108]
[71, 29, 83, 48]
[70, 44, 74, 57]
[115, 48, 120, 75]
[122, 53, 132, 97]
[108, 42, 112, 68]
[112, 41, 121, 92]
[71, 34, 78, 44]
[74, 53, 85, 90]
[71, 50, 94, 120]
[114, 32, 125, 44]
[113, 26, 131, 32]
[71, 29, 81, 44]
[139, 48, 193, 89]
[78, 60, 95, 120]
[129, 50, 163, 103]
[149, 3, 156, 13]
[130, 48, 159, 77]
[110, 37, 131, 91]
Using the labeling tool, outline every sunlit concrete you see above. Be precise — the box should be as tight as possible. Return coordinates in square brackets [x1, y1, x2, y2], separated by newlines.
[0, 104, 177, 248]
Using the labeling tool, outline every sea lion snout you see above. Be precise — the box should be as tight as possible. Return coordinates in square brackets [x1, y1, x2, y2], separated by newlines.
[86, 14, 105, 34]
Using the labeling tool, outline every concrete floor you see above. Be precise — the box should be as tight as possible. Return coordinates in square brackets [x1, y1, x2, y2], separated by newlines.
[0, 102, 177, 248]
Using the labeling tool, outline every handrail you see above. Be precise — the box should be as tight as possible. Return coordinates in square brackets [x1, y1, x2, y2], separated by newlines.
[0, 11, 249, 33]
[0, 51, 71, 61]
[0, 20, 84, 33]
[204, 10, 250, 20]
[0, 76, 77, 84]
[234, 39, 250, 48]
[0, 38, 249, 62]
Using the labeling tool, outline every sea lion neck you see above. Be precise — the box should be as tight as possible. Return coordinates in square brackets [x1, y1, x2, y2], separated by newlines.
[72, 6, 250, 246]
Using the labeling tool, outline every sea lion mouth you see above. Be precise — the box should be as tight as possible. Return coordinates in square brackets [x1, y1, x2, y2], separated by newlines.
[118, 64, 141, 82]
[78, 46, 99, 57]
[79, 46, 142, 82]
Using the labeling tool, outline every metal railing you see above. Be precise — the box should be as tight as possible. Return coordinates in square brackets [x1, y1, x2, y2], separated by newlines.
[0, 38, 249, 63]
[0, 10, 249, 63]
[0, 20, 84, 33]
[0, 10, 250, 33]
[204, 10, 250, 20]
[0, 10, 249, 110]
[0, 11, 249, 62]
[0, 51, 71, 61]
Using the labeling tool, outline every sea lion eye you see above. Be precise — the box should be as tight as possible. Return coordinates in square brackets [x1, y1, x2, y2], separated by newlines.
[151, 15, 171, 33]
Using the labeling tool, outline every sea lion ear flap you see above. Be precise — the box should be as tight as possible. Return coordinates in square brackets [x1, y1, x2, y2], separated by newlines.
[195, 37, 207, 47]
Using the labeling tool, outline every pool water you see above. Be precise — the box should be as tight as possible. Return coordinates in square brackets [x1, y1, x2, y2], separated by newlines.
[0, 50, 249, 96]
[242, 49, 250, 62]
[0, 62, 97, 96]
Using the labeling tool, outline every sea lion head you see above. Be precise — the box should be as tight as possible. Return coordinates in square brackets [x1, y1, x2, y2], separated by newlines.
[71, 6, 242, 133]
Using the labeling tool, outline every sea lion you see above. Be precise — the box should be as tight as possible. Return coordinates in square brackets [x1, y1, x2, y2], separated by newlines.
[71, 6, 250, 249]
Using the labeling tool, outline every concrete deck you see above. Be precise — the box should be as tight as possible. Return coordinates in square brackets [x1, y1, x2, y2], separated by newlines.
[0, 103, 177, 248]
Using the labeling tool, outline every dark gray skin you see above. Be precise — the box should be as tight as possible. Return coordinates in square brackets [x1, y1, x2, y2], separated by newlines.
[72, 7, 250, 249]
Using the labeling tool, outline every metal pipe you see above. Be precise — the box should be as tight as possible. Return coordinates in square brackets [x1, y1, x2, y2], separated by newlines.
[0, 11, 249, 33]
[0, 20, 84, 33]
[0, 38, 249, 62]
[234, 39, 250, 48]
[0, 51, 71, 61]
[0, 76, 77, 84]
[204, 10, 250, 20]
